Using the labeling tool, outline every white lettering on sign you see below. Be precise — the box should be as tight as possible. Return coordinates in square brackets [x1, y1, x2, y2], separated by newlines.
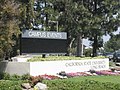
[91, 65, 106, 70]
[28, 31, 46, 38]
[47, 32, 62, 39]
[65, 62, 83, 67]
[28, 31, 62, 39]
[65, 60, 107, 70]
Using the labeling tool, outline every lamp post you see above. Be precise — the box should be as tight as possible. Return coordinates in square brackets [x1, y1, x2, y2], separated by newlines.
[56, 21, 58, 32]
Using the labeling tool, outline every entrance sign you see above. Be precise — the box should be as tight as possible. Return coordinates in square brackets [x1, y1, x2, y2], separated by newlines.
[21, 30, 67, 54]
[30, 59, 109, 76]
[0, 59, 109, 76]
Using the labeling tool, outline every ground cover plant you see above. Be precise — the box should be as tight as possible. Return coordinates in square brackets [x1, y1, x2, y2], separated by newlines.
[28, 56, 106, 62]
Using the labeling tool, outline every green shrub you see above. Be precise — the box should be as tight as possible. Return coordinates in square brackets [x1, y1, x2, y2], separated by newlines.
[3, 73, 11, 80]
[21, 73, 31, 80]
[84, 48, 92, 57]
[0, 73, 31, 90]
[0, 73, 31, 81]
[0, 80, 22, 90]
[10, 74, 21, 80]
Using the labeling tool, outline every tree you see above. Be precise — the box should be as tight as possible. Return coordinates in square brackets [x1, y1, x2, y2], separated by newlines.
[87, 0, 120, 56]
[104, 34, 120, 52]
[0, 0, 20, 59]
[18, 0, 35, 29]
[51, 0, 92, 56]
[59, 0, 120, 57]
[33, 0, 60, 31]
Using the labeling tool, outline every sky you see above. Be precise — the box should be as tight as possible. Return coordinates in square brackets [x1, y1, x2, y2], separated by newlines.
[83, 27, 120, 47]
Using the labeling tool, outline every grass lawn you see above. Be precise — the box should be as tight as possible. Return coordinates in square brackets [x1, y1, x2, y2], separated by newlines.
[44, 75, 120, 84]
[43, 75, 120, 90]
[66, 75, 120, 84]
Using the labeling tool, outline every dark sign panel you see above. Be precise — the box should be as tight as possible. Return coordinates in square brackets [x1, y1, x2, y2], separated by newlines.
[21, 30, 67, 54]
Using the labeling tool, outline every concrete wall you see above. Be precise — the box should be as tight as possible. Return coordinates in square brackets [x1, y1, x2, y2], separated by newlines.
[0, 59, 109, 76]
[0, 62, 30, 75]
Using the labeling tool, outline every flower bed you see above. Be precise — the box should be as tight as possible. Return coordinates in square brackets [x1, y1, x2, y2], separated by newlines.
[66, 70, 120, 77]
[95, 70, 120, 76]
[31, 69, 120, 82]
[40, 74, 60, 80]
[66, 72, 91, 77]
